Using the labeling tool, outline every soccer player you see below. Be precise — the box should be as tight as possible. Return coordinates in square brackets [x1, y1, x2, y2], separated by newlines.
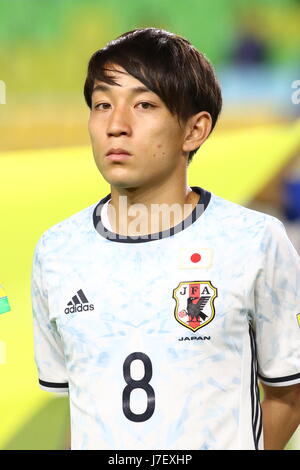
[31, 28, 300, 450]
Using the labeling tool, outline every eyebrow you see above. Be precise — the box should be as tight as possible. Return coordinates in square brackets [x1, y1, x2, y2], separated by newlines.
[92, 84, 152, 96]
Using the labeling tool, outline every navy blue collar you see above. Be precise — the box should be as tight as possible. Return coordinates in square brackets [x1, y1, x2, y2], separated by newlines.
[93, 186, 211, 243]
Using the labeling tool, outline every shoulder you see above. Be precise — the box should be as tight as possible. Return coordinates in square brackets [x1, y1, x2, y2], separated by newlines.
[207, 194, 296, 270]
[34, 202, 98, 257]
[209, 192, 284, 237]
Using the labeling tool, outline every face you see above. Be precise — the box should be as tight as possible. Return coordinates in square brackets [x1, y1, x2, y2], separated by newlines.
[88, 64, 190, 191]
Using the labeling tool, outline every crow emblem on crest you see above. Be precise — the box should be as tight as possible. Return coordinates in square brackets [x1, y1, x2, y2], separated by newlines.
[186, 296, 210, 323]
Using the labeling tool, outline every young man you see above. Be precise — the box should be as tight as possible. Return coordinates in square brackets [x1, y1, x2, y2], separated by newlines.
[32, 28, 300, 450]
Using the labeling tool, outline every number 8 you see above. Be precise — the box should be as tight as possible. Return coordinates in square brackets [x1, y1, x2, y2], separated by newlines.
[122, 352, 155, 422]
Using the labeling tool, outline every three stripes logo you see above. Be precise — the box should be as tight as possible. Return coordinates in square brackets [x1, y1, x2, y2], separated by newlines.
[64, 289, 94, 314]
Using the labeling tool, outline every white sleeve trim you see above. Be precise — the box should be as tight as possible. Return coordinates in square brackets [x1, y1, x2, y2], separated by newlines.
[258, 372, 300, 387]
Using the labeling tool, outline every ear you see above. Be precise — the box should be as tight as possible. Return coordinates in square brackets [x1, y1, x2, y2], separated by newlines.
[182, 111, 212, 154]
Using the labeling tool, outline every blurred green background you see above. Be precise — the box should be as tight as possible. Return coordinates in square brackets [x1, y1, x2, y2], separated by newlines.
[0, 0, 300, 450]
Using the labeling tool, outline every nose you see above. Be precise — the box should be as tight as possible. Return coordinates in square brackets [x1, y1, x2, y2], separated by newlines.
[106, 105, 132, 137]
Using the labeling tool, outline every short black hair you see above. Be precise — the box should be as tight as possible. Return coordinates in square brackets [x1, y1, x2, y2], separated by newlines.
[84, 28, 222, 164]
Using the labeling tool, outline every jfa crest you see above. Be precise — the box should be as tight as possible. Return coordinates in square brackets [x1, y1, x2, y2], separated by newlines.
[173, 281, 218, 332]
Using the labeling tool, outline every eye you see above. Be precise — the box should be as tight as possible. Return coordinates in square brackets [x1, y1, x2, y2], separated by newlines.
[94, 102, 111, 110]
[137, 102, 155, 109]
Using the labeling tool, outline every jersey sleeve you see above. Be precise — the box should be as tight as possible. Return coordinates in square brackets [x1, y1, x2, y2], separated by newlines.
[252, 216, 300, 387]
[31, 236, 69, 394]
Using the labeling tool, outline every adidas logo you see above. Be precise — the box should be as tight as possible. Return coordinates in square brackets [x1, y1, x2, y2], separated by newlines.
[64, 289, 94, 314]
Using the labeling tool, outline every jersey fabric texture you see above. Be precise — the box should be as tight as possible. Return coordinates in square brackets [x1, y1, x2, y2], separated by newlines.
[31, 186, 300, 450]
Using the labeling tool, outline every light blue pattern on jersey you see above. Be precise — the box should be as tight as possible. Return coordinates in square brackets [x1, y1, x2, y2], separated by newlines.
[31, 190, 300, 450]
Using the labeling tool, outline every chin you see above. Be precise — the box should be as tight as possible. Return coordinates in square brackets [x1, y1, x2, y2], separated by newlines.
[102, 175, 139, 189]
[100, 169, 142, 189]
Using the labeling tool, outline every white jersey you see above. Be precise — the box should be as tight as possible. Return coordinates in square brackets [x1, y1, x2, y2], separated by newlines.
[31, 186, 300, 450]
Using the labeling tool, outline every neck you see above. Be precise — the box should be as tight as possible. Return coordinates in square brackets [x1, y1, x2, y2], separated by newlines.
[107, 177, 200, 236]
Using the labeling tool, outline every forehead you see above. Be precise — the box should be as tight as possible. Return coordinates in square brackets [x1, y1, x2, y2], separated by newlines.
[96, 64, 130, 82]
[92, 64, 156, 96]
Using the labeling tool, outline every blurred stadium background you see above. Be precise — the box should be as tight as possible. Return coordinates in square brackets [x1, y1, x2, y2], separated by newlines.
[0, 0, 299, 450]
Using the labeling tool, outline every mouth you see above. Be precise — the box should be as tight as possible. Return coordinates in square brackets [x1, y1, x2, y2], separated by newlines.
[105, 153, 132, 162]
[105, 148, 132, 162]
